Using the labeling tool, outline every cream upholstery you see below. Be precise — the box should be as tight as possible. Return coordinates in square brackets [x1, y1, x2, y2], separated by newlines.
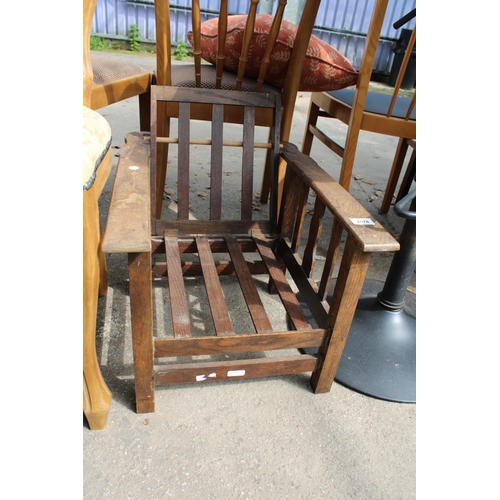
[83, 106, 112, 190]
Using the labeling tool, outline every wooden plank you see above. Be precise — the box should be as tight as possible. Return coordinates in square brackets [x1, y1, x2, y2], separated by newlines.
[164, 234, 192, 338]
[253, 235, 311, 331]
[196, 237, 234, 335]
[152, 85, 277, 109]
[152, 235, 260, 254]
[225, 236, 273, 333]
[278, 239, 329, 330]
[152, 260, 268, 278]
[177, 101, 190, 220]
[155, 354, 318, 385]
[241, 106, 255, 220]
[210, 103, 223, 220]
[102, 132, 151, 254]
[155, 219, 276, 236]
[155, 329, 327, 357]
[302, 196, 326, 276]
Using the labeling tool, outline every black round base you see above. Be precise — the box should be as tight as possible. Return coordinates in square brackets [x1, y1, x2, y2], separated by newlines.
[301, 279, 416, 403]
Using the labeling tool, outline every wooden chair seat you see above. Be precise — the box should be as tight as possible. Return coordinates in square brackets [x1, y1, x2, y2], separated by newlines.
[89, 52, 154, 118]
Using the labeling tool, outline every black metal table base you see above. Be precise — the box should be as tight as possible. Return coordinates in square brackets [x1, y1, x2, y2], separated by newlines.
[333, 278, 415, 403]
[299, 278, 416, 403]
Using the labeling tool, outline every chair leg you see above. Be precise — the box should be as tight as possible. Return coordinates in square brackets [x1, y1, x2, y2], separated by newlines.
[311, 236, 371, 394]
[301, 98, 320, 156]
[380, 138, 409, 214]
[83, 190, 112, 430]
[337, 125, 361, 191]
[395, 149, 416, 203]
[128, 251, 155, 414]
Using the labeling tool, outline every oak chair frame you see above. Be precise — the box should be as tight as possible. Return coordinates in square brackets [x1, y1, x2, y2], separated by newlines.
[102, 85, 399, 413]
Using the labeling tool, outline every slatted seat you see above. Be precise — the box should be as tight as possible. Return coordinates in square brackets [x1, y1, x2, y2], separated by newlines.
[102, 85, 399, 414]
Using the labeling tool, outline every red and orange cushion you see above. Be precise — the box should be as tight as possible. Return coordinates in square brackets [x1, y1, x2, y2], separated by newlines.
[188, 14, 358, 92]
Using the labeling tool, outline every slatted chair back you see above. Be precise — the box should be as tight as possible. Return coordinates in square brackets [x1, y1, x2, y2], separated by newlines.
[150, 86, 281, 234]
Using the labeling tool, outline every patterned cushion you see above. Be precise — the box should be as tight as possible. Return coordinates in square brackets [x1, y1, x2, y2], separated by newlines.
[83, 106, 112, 190]
[188, 14, 358, 92]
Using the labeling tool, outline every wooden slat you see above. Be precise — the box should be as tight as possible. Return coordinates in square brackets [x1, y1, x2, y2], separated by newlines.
[277, 239, 329, 330]
[155, 329, 327, 357]
[176, 101, 191, 220]
[225, 236, 273, 333]
[318, 219, 343, 301]
[196, 237, 234, 335]
[154, 137, 274, 149]
[152, 85, 277, 109]
[241, 106, 255, 220]
[152, 235, 259, 254]
[191, 0, 202, 87]
[256, 0, 287, 92]
[210, 103, 224, 219]
[291, 180, 309, 253]
[155, 355, 318, 385]
[152, 260, 269, 278]
[253, 235, 311, 331]
[102, 132, 151, 254]
[164, 233, 192, 338]
[235, 0, 259, 91]
[302, 196, 326, 276]
[155, 219, 276, 236]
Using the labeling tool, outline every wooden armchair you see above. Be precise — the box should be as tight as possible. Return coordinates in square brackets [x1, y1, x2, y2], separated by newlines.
[152, 0, 322, 219]
[102, 85, 399, 414]
[301, 0, 416, 213]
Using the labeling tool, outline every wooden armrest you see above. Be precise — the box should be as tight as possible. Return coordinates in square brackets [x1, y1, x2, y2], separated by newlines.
[102, 132, 151, 253]
[280, 142, 399, 253]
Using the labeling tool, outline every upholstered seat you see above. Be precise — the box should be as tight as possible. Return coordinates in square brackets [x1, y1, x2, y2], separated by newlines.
[83, 105, 113, 430]
[83, 106, 112, 190]
[326, 89, 416, 121]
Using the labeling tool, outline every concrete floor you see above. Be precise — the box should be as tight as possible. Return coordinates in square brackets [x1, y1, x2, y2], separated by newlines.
[84, 51, 416, 499]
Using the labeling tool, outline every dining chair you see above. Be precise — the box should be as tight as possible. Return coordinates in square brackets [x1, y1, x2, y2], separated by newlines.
[84, 0, 154, 131]
[301, 0, 416, 213]
[152, 0, 359, 219]
[83, 105, 113, 430]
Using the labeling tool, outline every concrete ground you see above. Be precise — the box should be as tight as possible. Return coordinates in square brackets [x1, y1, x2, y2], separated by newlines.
[84, 51, 416, 499]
